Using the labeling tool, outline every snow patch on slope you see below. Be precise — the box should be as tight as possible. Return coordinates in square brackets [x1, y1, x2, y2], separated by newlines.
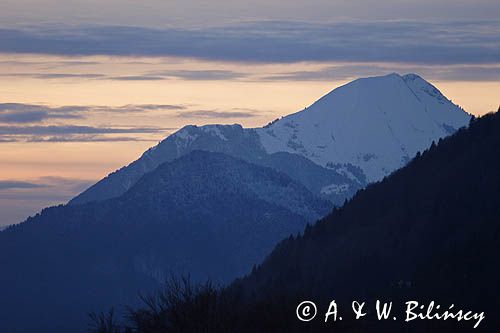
[320, 183, 350, 195]
[199, 125, 229, 141]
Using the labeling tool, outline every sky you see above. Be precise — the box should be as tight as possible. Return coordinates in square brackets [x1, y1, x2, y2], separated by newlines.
[0, 1, 499, 226]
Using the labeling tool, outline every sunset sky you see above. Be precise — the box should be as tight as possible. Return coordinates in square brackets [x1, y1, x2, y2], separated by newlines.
[0, 1, 499, 226]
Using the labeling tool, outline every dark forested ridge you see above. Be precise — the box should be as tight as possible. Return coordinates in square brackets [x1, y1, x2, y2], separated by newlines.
[232, 111, 500, 331]
[96, 111, 500, 332]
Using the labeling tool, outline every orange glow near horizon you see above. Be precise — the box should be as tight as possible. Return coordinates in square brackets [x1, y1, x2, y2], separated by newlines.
[0, 53, 498, 225]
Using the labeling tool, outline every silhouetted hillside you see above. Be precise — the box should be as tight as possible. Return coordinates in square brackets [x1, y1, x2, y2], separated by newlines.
[234, 112, 500, 331]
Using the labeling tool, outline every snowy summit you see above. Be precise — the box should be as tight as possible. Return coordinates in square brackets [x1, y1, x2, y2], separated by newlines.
[257, 73, 470, 181]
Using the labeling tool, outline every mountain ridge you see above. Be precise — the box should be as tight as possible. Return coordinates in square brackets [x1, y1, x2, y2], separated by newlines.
[70, 73, 470, 206]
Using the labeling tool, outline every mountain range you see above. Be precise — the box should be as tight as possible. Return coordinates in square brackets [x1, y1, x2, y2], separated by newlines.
[115, 110, 500, 333]
[0, 73, 471, 332]
[71, 73, 470, 206]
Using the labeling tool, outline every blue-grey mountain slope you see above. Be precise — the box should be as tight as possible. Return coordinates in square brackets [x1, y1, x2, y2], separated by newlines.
[0, 150, 329, 333]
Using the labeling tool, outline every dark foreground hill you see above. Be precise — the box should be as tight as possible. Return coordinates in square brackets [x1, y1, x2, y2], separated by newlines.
[101, 112, 500, 332]
[234, 113, 500, 331]
[0, 151, 330, 333]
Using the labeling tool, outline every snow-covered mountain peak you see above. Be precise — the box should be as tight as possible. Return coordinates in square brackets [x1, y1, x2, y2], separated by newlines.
[257, 73, 471, 181]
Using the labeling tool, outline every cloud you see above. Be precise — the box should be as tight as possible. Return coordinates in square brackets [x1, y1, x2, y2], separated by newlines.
[2, 70, 248, 81]
[262, 65, 386, 81]
[0, 104, 89, 113]
[0, 20, 498, 65]
[0, 124, 174, 143]
[112, 104, 186, 111]
[107, 75, 166, 81]
[0, 110, 83, 123]
[0, 125, 170, 135]
[262, 64, 500, 82]
[0, 103, 186, 123]
[0, 110, 55, 123]
[25, 135, 156, 142]
[0, 103, 86, 123]
[150, 70, 248, 80]
[0, 73, 105, 79]
[0, 181, 47, 190]
[1, 0, 500, 29]
[424, 66, 500, 82]
[178, 109, 261, 119]
[90, 104, 186, 113]
[0, 60, 100, 67]
[0, 102, 182, 142]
